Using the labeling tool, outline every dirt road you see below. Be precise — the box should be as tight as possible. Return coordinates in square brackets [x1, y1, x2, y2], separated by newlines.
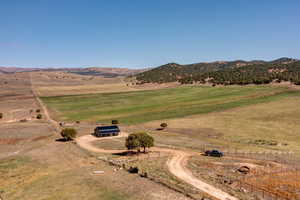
[29, 78, 237, 200]
[29, 73, 61, 131]
[76, 134, 238, 200]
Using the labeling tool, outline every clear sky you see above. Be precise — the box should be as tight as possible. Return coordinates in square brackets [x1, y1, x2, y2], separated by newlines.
[0, 0, 299, 68]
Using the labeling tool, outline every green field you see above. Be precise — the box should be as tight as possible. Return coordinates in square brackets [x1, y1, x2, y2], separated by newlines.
[41, 85, 300, 124]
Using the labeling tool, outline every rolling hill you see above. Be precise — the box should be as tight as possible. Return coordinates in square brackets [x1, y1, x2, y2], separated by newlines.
[0, 66, 146, 77]
[134, 57, 300, 85]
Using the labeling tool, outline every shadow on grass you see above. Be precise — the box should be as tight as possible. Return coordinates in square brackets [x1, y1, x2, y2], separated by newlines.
[55, 138, 70, 142]
[112, 151, 149, 156]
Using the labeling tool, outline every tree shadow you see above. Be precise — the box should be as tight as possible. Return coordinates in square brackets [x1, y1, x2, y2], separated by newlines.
[55, 138, 68, 142]
[113, 151, 139, 156]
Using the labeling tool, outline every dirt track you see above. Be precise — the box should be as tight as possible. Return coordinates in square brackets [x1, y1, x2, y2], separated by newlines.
[76, 134, 238, 200]
[30, 76, 238, 200]
[30, 73, 61, 131]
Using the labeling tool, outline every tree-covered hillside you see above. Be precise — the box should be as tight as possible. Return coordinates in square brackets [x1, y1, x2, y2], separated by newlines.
[135, 58, 300, 85]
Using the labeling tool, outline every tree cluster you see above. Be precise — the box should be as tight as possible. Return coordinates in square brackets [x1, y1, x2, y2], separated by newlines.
[135, 58, 300, 86]
[125, 132, 154, 153]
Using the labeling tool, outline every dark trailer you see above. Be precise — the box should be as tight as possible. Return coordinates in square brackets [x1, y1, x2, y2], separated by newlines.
[93, 125, 120, 137]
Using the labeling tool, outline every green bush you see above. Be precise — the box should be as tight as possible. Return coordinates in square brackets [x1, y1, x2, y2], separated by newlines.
[160, 123, 168, 129]
[60, 128, 77, 141]
[36, 114, 42, 119]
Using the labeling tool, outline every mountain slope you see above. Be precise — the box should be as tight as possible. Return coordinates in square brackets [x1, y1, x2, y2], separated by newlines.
[135, 58, 300, 85]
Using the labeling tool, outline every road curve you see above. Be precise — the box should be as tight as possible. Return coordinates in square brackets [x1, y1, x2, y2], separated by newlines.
[76, 134, 238, 200]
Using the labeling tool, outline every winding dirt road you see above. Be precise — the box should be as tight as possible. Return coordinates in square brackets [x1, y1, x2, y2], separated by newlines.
[29, 76, 237, 200]
[76, 134, 238, 200]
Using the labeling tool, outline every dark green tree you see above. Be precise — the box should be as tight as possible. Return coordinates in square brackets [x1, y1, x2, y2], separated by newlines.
[160, 123, 168, 129]
[125, 133, 140, 151]
[36, 114, 42, 119]
[112, 119, 119, 124]
[136, 132, 154, 153]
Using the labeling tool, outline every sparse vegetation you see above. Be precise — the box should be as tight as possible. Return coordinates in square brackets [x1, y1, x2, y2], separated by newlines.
[60, 128, 77, 141]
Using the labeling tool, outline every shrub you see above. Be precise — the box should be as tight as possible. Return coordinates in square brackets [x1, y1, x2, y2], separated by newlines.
[76, 121, 80, 124]
[60, 128, 77, 141]
[36, 114, 42, 119]
[36, 109, 41, 113]
[0, 113, 3, 119]
[112, 119, 119, 124]
[160, 123, 168, 129]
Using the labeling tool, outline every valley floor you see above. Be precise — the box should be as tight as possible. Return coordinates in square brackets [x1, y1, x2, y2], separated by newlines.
[1, 72, 300, 200]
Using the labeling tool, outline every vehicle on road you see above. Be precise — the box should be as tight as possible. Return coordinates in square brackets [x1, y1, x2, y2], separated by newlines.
[204, 150, 224, 157]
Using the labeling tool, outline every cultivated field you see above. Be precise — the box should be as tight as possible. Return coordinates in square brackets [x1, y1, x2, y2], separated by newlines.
[2, 71, 300, 200]
[41, 85, 299, 124]
[0, 72, 192, 200]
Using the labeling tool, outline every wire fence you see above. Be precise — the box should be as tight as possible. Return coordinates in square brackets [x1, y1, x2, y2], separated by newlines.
[233, 157, 300, 200]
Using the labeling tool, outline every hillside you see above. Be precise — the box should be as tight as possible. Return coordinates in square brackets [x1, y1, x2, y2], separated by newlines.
[135, 57, 300, 85]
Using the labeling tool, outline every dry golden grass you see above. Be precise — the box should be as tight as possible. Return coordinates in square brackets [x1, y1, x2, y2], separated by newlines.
[142, 97, 300, 153]
[36, 83, 139, 96]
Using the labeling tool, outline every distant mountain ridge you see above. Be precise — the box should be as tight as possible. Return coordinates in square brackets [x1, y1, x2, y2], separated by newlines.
[0, 66, 146, 77]
[135, 57, 300, 85]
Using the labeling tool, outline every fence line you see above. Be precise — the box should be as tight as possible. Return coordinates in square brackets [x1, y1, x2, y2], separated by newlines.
[236, 168, 300, 200]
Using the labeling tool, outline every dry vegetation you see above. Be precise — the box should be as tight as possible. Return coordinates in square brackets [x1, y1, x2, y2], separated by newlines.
[2, 70, 300, 200]
[140, 96, 300, 154]
[31, 71, 178, 97]
[0, 72, 192, 200]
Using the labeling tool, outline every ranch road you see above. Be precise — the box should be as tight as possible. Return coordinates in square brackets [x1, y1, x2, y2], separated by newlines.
[76, 134, 238, 200]
[30, 77, 237, 200]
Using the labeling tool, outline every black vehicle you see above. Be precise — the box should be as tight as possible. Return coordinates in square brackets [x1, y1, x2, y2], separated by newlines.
[204, 150, 223, 157]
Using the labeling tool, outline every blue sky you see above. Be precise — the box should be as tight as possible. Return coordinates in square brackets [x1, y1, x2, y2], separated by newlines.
[0, 0, 299, 68]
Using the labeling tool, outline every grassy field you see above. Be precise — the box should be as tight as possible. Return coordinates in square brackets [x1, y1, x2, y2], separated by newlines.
[142, 95, 300, 153]
[41, 85, 299, 124]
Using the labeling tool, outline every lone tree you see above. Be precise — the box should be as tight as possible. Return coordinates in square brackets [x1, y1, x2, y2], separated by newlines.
[160, 123, 168, 130]
[137, 132, 154, 153]
[125, 132, 154, 153]
[60, 128, 77, 141]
